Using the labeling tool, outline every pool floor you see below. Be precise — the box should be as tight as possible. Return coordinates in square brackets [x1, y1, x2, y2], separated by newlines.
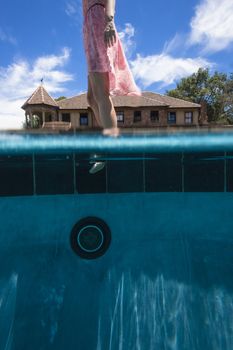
[0, 192, 233, 349]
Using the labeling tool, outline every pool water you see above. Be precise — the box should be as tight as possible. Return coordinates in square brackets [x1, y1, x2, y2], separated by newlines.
[0, 133, 233, 349]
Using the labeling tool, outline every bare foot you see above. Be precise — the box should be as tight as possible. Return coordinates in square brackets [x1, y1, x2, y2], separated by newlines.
[89, 162, 105, 174]
[102, 127, 120, 137]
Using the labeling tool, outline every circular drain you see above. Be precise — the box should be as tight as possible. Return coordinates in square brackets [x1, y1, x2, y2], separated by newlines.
[70, 217, 111, 259]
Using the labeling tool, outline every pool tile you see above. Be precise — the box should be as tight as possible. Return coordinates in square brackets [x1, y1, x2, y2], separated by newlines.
[183, 152, 224, 192]
[226, 152, 233, 191]
[35, 154, 74, 194]
[0, 155, 33, 196]
[107, 154, 143, 193]
[145, 153, 182, 192]
[75, 154, 106, 194]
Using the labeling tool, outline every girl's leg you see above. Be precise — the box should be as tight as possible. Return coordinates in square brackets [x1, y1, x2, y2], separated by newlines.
[87, 74, 101, 127]
[89, 71, 119, 136]
[87, 74, 106, 174]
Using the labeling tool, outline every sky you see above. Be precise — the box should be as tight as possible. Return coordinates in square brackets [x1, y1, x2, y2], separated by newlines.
[0, 0, 233, 129]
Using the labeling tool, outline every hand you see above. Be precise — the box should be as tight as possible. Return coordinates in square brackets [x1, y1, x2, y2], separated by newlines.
[104, 16, 116, 48]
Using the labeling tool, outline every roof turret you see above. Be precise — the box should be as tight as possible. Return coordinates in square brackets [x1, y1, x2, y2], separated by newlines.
[22, 85, 58, 109]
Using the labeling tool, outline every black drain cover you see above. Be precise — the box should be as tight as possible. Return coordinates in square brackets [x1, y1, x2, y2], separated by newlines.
[70, 217, 111, 259]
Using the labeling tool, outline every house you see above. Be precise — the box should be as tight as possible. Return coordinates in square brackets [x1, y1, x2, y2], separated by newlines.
[22, 85, 206, 131]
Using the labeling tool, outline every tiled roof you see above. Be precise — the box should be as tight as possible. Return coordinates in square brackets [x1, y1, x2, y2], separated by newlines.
[113, 94, 169, 107]
[57, 93, 90, 110]
[22, 86, 58, 109]
[57, 91, 201, 110]
[143, 91, 201, 108]
[57, 92, 168, 109]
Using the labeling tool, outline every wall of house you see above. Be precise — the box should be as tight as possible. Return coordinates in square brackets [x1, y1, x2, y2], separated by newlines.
[58, 110, 94, 128]
[174, 109, 199, 126]
[114, 108, 200, 128]
[70, 112, 80, 128]
[58, 107, 200, 130]
[113, 107, 167, 128]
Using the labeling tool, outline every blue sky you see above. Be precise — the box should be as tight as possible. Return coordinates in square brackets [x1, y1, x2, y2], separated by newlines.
[1, 0, 233, 129]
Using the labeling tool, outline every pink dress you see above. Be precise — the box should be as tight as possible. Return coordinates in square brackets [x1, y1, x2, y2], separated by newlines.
[82, 0, 142, 96]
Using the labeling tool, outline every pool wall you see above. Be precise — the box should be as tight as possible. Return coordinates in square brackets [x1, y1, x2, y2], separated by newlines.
[1, 134, 233, 349]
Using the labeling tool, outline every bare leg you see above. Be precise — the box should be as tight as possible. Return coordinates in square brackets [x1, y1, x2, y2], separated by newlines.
[87, 74, 101, 127]
[87, 74, 106, 174]
[89, 71, 119, 136]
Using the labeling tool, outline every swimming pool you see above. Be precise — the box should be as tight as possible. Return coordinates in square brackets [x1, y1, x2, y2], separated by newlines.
[0, 132, 233, 349]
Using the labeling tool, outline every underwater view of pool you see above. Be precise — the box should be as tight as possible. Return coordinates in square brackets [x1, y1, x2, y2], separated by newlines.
[0, 132, 233, 349]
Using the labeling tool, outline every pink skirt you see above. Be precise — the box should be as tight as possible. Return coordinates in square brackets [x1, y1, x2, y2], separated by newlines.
[82, 4, 142, 96]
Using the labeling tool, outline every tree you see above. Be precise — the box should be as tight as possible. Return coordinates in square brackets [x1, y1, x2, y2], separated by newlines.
[166, 68, 233, 123]
[55, 96, 66, 101]
[222, 73, 233, 123]
[22, 115, 40, 129]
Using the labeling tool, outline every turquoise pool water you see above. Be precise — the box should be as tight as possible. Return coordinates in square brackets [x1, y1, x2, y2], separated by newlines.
[0, 132, 233, 349]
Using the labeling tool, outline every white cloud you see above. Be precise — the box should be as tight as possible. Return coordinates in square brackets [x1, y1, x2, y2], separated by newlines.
[0, 48, 73, 130]
[130, 53, 212, 89]
[189, 0, 233, 53]
[114, 20, 212, 90]
[163, 33, 187, 55]
[65, 1, 82, 26]
[0, 27, 17, 45]
[118, 23, 136, 58]
[65, 1, 79, 16]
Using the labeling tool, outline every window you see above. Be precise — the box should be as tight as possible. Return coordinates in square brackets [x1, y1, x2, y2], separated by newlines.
[117, 111, 124, 123]
[80, 113, 88, 126]
[185, 112, 193, 124]
[134, 111, 141, 122]
[167, 112, 176, 124]
[62, 113, 71, 122]
[45, 114, 52, 122]
[150, 110, 159, 122]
